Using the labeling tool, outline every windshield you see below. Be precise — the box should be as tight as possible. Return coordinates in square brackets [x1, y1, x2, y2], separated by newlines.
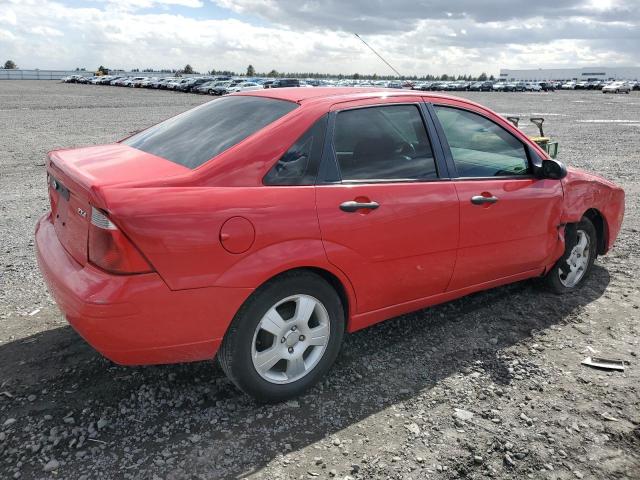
[122, 96, 298, 169]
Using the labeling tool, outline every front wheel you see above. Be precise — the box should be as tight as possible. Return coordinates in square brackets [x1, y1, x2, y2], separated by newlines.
[543, 217, 597, 294]
[218, 271, 345, 402]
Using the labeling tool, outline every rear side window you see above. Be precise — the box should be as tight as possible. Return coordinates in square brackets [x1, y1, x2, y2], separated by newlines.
[434, 106, 530, 177]
[264, 115, 327, 185]
[333, 105, 437, 181]
[122, 96, 298, 169]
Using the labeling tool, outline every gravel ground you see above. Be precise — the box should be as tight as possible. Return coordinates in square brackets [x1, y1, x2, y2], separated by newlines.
[0, 81, 639, 480]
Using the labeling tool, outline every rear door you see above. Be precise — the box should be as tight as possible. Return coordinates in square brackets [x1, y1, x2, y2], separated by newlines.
[315, 98, 459, 314]
[428, 101, 563, 290]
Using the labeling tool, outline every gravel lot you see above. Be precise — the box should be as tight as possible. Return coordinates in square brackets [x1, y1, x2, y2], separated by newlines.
[0, 81, 639, 480]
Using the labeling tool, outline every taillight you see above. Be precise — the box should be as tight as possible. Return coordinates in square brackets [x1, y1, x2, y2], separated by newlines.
[88, 208, 153, 274]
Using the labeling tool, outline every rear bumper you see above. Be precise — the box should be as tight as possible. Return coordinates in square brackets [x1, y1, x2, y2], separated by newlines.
[35, 214, 253, 365]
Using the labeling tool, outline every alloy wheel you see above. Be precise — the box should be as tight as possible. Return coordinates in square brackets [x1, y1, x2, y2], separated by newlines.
[251, 295, 330, 384]
[558, 229, 590, 287]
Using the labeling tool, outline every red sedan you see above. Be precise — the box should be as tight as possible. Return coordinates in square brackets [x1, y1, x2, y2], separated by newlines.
[35, 88, 625, 401]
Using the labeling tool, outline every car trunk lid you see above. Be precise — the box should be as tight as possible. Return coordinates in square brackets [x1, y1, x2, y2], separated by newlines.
[47, 143, 189, 265]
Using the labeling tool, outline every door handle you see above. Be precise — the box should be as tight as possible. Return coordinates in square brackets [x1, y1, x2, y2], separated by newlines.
[470, 195, 499, 205]
[339, 201, 380, 212]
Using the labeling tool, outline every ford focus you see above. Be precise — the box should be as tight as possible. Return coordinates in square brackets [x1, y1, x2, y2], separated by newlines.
[35, 88, 625, 401]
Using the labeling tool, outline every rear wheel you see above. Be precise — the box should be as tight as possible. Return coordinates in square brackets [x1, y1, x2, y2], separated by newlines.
[218, 271, 345, 402]
[543, 217, 597, 294]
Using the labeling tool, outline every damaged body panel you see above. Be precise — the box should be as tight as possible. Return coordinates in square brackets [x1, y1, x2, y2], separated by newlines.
[560, 166, 625, 254]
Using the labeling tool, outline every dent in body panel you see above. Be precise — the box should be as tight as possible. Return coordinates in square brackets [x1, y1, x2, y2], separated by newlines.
[560, 167, 625, 251]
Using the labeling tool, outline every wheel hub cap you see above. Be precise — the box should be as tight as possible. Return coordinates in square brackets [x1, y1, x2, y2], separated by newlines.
[284, 330, 299, 348]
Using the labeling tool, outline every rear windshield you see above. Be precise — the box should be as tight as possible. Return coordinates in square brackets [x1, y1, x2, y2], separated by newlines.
[122, 96, 298, 169]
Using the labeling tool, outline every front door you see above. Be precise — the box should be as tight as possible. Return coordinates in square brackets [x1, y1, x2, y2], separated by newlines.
[430, 104, 563, 290]
[315, 100, 459, 314]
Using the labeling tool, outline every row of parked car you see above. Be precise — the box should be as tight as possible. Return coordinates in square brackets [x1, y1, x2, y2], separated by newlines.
[560, 80, 638, 92]
[61, 74, 315, 94]
[411, 80, 557, 92]
[413, 79, 638, 92]
[561, 80, 637, 93]
[61, 74, 639, 95]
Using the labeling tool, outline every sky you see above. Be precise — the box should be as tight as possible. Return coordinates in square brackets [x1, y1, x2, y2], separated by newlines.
[0, 0, 639, 76]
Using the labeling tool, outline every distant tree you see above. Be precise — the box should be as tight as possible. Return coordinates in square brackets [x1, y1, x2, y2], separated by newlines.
[246, 64, 255, 76]
[4, 60, 17, 69]
[478, 72, 487, 81]
[267, 69, 279, 78]
[97, 65, 109, 75]
[183, 64, 194, 74]
[489, 74, 495, 80]
[440, 74, 449, 81]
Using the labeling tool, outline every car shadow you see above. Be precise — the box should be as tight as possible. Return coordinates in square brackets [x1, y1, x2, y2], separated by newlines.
[0, 266, 610, 479]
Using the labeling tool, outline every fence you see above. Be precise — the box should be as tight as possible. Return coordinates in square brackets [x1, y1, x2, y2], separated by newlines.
[0, 70, 197, 80]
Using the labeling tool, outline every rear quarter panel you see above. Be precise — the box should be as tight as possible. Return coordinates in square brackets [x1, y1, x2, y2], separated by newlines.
[101, 186, 324, 289]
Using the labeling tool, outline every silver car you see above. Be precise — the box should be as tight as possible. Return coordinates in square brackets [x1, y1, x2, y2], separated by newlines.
[602, 81, 631, 94]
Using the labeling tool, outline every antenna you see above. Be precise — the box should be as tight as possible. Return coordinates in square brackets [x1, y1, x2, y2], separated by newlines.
[354, 33, 402, 78]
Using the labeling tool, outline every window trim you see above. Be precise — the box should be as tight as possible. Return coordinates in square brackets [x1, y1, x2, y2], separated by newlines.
[317, 102, 446, 185]
[262, 114, 328, 186]
[428, 103, 537, 181]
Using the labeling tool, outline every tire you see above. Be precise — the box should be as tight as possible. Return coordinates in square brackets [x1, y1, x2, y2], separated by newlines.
[543, 217, 597, 294]
[218, 271, 345, 402]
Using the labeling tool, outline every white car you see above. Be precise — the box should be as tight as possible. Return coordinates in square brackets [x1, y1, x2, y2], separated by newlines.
[167, 78, 189, 90]
[561, 81, 576, 89]
[139, 77, 158, 88]
[122, 76, 147, 87]
[226, 82, 264, 93]
[525, 82, 542, 92]
[602, 81, 631, 94]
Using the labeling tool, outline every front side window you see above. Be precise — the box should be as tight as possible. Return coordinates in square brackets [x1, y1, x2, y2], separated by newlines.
[263, 115, 327, 185]
[123, 96, 298, 169]
[434, 106, 530, 177]
[333, 105, 437, 181]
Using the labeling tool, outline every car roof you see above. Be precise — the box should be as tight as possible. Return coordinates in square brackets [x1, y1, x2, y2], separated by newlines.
[236, 87, 488, 110]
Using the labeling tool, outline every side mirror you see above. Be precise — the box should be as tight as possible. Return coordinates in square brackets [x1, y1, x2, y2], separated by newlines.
[541, 159, 567, 179]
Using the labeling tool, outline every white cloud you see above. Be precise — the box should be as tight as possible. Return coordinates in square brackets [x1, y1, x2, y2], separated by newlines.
[31, 25, 64, 37]
[0, 0, 637, 75]
[0, 29, 16, 41]
[105, 0, 204, 9]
